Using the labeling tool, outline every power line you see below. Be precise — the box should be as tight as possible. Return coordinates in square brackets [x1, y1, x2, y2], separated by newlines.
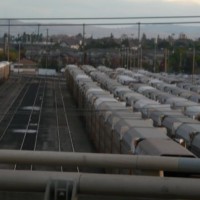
[1, 16, 200, 20]
[0, 21, 200, 27]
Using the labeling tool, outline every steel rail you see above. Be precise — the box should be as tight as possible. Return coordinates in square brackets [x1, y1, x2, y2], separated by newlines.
[0, 170, 199, 199]
[0, 82, 31, 142]
[0, 77, 16, 95]
[0, 80, 18, 120]
[54, 78, 63, 172]
[30, 79, 46, 170]
[0, 150, 200, 173]
[14, 80, 43, 170]
[0, 77, 30, 123]
[59, 78, 80, 173]
[32, 79, 46, 151]
[19, 80, 42, 151]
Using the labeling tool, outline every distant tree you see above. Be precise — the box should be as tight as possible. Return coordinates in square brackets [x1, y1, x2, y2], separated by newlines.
[22, 32, 26, 43]
[110, 33, 114, 39]
[0, 52, 6, 61]
[85, 37, 120, 49]
[157, 40, 170, 49]
[9, 51, 18, 61]
[0, 50, 18, 62]
[141, 33, 147, 44]
[121, 38, 129, 47]
[168, 51, 180, 73]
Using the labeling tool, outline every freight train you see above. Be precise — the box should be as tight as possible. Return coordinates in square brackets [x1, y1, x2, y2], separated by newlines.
[88, 65, 200, 158]
[65, 65, 197, 177]
[0, 61, 10, 83]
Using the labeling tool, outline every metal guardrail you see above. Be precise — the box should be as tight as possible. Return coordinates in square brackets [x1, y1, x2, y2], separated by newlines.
[0, 150, 199, 173]
[0, 170, 199, 199]
[0, 150, 200, 199]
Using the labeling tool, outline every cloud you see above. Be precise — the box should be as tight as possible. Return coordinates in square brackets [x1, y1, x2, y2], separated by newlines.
[0, 0, 200, 19]
[164, 0, 200, 5]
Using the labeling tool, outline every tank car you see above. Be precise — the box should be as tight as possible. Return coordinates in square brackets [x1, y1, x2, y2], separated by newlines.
[0, 61, 10, 83]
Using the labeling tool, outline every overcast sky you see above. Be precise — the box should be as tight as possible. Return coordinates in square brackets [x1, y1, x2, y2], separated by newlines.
[1, 0, 200, 38]
[1, 0, 200, 19]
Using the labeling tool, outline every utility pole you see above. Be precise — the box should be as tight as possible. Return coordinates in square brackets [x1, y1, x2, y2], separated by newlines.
[37, 24, 40, 43]
[82, 24, 86, 64]
[126, 48, 129, 69]
[121, 48, 124, 68]
[164, 49, 168, 73]
[138, 23, 141, 45]
[179, 51, 182, 73]
[8, 19, 10, 62]
[192, 46, 196, 84]
[46, 28, 49, 44]
[129, 48, 132, 70]
[18, 42, 21, 63]
[154, 37, 157, 72]
[137, 22, 141, 68]
[18, 42, 21, 74]
[133, 49, 136, 68]
[140, 46, 143, 69]
[46, 28, 49, 73]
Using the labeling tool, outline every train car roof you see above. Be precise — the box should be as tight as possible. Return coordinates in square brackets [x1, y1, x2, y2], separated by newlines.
[114, 119, 153, 138]
[106, 111, 141, 127]
[134, 99, 159, 110]
[176, 123, 200, 143]
[162, 116, 198, 130]
[135, 138, 195, 157]
[94, 97, 118, 108]
[123, 127, 168, 145]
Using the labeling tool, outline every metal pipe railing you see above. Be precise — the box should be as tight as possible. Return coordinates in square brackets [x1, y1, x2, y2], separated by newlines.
[0, 170, 199, 199]
[0, 150, 199, 173]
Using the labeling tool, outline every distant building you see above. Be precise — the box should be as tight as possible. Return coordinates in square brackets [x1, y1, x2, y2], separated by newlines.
[38, 68, 57, 76]
[11, 58, 38, 74]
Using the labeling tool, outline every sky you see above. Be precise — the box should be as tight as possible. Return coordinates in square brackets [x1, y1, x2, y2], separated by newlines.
[1, 0, 200, 38]
[0, 0, 200, 19]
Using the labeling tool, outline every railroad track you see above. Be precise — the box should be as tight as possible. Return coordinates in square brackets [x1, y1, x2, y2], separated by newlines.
[0, 79, 45, 169]
[15, 80, 46, 170]
[0, 76, 31, 123]
[33, 77, 80, 172]
[0, 75, 100, 173]
[0, 81, 32, 142]
[55, 77, 79, 172]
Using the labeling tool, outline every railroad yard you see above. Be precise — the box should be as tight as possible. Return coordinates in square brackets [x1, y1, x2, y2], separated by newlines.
[1, 63, 200, 200]
[1, 8, 200, 199]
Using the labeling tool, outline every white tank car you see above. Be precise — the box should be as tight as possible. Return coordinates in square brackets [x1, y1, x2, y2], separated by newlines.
[0, 61, 10, 82]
